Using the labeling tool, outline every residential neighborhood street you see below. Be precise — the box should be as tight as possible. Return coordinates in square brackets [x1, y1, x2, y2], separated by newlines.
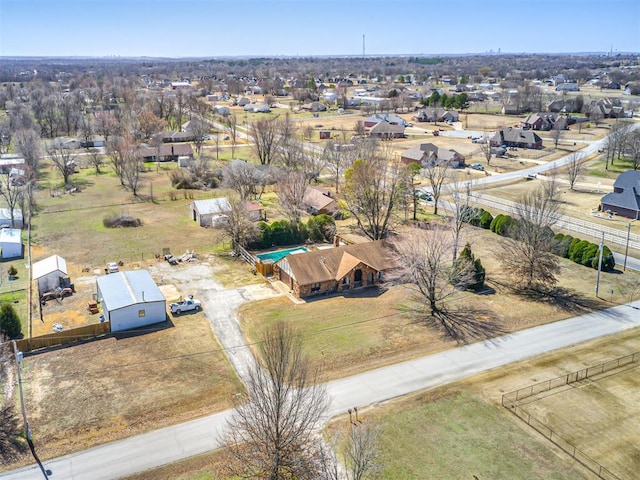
[3, 298, 640, 480]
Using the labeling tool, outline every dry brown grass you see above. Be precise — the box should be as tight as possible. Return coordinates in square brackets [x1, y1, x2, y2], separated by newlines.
[8, 305, 243, 470]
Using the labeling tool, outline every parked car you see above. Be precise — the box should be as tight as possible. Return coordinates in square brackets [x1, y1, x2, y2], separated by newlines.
[106, 262, 119, 274]
[418, 192, 433, 201]
[470, 163, 485, 171]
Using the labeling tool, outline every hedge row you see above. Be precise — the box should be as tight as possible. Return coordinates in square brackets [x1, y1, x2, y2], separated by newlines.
[552, 233, 616, 271]
[249, 214, 336, 250]
[463, 209, 616, 272]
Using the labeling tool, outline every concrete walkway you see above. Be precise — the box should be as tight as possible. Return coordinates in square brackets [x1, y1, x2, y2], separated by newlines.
[3, 299, 640, 480]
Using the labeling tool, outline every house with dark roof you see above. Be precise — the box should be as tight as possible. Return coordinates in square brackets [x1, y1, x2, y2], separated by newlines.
[400, 143, 465, 168]
[368, 121, 405, 139]
[274, 240, 393, 298]
[413, 108, 459, 123]
[490, 128, 543, 149]
[138, 143, 194, 162]
[600, 170, 640, 219]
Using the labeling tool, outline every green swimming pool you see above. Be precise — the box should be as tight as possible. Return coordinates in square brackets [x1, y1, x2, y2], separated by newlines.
[256, 247, 309, 263]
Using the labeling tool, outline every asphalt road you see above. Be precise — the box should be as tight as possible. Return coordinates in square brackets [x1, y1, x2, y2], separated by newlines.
[4, 299, 640, 480]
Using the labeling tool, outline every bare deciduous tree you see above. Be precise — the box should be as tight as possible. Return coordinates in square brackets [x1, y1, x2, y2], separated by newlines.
[87, 148, 104, 175]
[277, 169, 308, 224]
[340, 422, 383, 480]
[219, 194, 260, 249]
[343, 155, 402, 240]
[250, 117, 280, 165]
[323, 141, 347, 193]
[223, 322, 329, 479]
[500, 189, 560, 291]
[47, 145, 77, 186]
[565, 153, 586, 190]
[0, 175, 24, 228]
[479, 139, 492, 166]
[222, 160, 260, 200]
[13, 129, 42, 174]
[391, 228, 497, 342]
[424, 161, 449, 216]
[551, 121, 564, 149]
[224, 113, 239, 158]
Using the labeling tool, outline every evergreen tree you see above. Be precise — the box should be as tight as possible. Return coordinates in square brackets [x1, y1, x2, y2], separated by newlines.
[0, 303, 21, 339]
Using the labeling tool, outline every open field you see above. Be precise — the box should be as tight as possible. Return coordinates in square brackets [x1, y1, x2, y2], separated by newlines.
[3, 258, 247, 471]
[520, 363, 640, 479]
[123, 322, 640, 480]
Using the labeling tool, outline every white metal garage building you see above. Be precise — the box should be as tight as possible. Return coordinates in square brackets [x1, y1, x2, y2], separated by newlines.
[0, 228, 22, 259]
[96, 270, 166, 332]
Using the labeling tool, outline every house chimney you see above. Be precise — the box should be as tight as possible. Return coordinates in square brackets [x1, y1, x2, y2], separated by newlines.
[142, 291, 145, 301]
[333, 235, 340, 247]
[171, 145, 174, 157]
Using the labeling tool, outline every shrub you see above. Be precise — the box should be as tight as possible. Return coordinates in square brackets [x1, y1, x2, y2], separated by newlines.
[7, 265, 17, 277]
[0, 304, 21, 339]
[103, 214, 143, 228]
[601, 246, 616, 271]
[250, 220, 308, 249]
[490, 214, 514, 237]
[551, 233, 574, 258]
[479, 210, 493, 229]
[580, 243, 600, 266]
[452, 243, 485, 291]
[568, 239, 590, 263]
[306, 214, 336, 242]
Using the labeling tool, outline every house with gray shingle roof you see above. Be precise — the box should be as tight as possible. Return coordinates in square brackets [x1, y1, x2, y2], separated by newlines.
[490, 128, 543, 149]
[400, 143, 465, 168]
[600, 170, 640, 219]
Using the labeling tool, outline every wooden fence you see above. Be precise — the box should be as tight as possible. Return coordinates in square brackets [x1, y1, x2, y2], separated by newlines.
[13, 321, 111, 353]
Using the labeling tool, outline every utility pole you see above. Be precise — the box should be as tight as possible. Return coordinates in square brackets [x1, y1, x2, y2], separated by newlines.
[12, 341, 49, 478]
[624, 221, 634, 271]
[595, 232, 604, 297]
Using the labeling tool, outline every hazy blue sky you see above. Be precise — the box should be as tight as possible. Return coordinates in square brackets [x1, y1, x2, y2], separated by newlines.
[1, 0, 638, 57]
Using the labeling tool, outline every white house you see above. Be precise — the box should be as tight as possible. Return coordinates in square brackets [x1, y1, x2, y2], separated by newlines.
[190, 197, 232, 227]
[0, 228, 21, 259]
[0, 208, 23, 229]
[32, 254, 67, 292]
[96, 270, 166, 332]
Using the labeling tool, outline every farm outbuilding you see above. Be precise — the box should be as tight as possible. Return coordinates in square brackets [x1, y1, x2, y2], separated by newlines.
[190, 197, 232, 227]
[32, 254, 67, 292]
[0, 228, 22, 259]
[96, 270, 166, 332]
[0, 208, 24, 229]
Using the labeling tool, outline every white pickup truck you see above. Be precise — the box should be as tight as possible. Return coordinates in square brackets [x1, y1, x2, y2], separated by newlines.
[170, 296, 202, 314]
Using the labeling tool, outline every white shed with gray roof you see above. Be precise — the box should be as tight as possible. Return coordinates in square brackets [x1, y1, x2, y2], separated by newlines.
[190, 197, 232, 227]
[96, 270, 166, 332]
[32, 254, 67, 292]
[0, 228, 22, 259]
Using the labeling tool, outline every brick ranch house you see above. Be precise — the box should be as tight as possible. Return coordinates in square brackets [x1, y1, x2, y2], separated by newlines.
[274, 240, 394, 298]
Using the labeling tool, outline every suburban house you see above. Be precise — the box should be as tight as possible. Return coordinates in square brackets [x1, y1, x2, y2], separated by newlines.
[490, 128, 543, 149]
[364, 113, 408, 128]
[138, 144, 194, 162]
[96, 270, 166, 332]
[274, 240, 393, 298]
[0, 228, 22, 259]
[190, 198, 232, 227]
[400, 143, 466, 168]
[585, 98, 627, 119]
[155, 130, 197, 143]
[0, 208, 24, 229]
[501, 103, 521, 115]
[32, 254, 67, 294]
[413, 108, 459, 123]
[368, 121, 405, 139]
[600, 170, 640, 219]
[302, 186, 338, 216]
[301, 101, 327, 112]
[521, 113, 560, 131]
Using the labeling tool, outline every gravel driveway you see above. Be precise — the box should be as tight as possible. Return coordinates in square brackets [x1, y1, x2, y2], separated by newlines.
[148, 258, 282, 385]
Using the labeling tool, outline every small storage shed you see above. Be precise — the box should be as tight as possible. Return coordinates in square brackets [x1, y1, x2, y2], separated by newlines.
[0, 228, 22, 259]
[190, 197, 232, 227]
[32, 254, 67, 293]
[0, 208, 24, 229]
[96, 270, 166, 332]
